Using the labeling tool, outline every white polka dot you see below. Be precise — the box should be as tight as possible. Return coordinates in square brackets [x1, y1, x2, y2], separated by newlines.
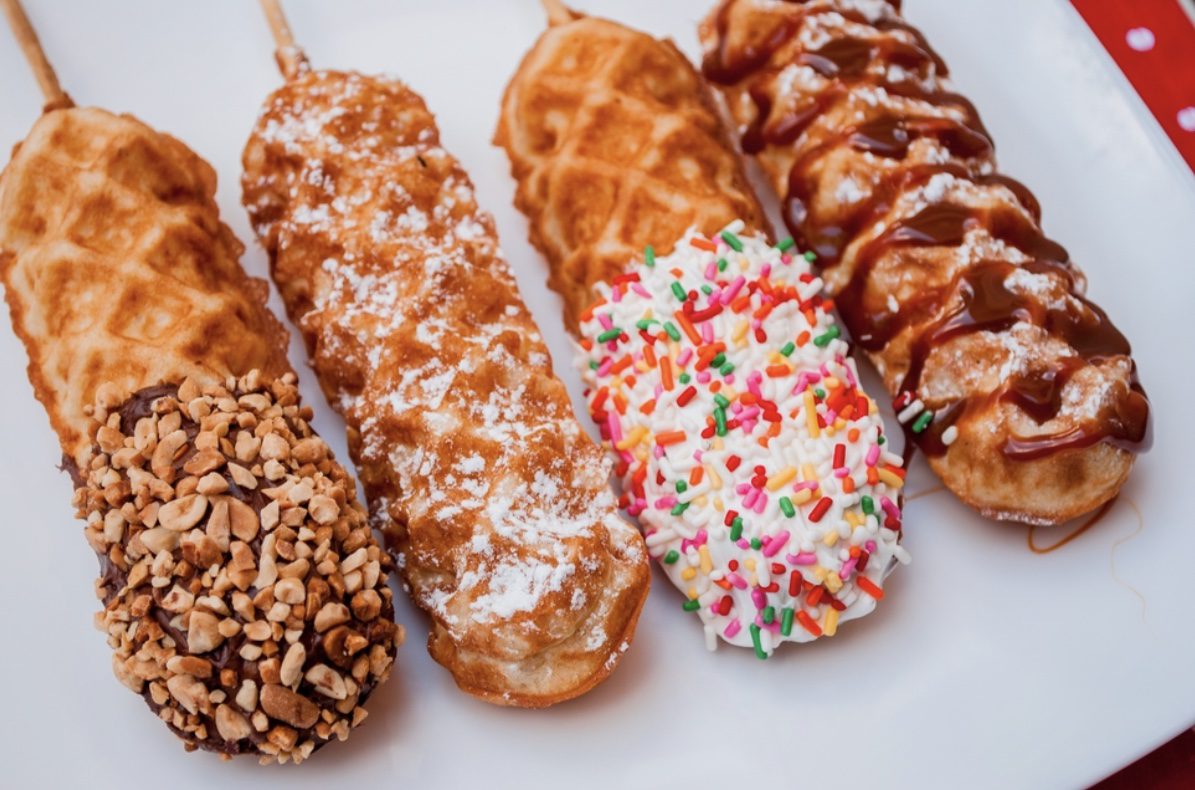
[1126, 27, 1155, 51]
[1179, 107, 1195, 132]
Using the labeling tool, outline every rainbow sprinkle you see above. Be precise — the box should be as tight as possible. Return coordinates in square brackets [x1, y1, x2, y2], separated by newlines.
[578, 222, 910, 657]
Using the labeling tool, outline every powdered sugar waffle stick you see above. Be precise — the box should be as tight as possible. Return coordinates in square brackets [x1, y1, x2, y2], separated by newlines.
[699, 0, 1150, 525]
[241, 0, 648, 706]
[496, 1, 908, 656]
[0, 0, 400, 761]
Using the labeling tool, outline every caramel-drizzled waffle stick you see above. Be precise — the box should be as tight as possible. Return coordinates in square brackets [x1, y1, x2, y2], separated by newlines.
[241, 1, 648, 706]
[0, 0, 400, 761]
[697, 0, 1150, 525]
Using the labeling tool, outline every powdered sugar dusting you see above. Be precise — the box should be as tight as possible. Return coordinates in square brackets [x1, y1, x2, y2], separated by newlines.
[243, 70, 647, 672]
[472, 554, 577, 620]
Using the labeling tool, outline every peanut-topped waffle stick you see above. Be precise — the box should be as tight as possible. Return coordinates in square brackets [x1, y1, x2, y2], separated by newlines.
[497, 1, 909, 657]
[698, 0, 1150, 525]
[0, 0, 400, 762]
[241, 0, 648, 705]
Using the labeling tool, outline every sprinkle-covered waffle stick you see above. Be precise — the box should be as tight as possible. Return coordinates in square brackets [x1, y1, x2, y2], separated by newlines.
[0, 0, 400, 762]
[698, 0, 1150, 525]
[496, 1, 908, 657]
[241, 0, 648, 706]
[496, 0, 767, 332]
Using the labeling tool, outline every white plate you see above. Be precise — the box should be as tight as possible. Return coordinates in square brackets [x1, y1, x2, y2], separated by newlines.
[1, 1, 1193, 787]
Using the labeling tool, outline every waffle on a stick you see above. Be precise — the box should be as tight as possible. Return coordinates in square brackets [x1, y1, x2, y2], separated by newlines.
[700, 0, 1149, 524]
[495, 4, 768, 330]
[3, 109, 288, 464]
[0, 105, 401, 761]
[243, 69, 648, 706]
[496, 4, 908, 655]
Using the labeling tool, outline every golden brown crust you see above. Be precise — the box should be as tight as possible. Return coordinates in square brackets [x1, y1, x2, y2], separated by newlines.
[242, 70, 648, 707]
[495, 13, 770, 330]
[699, 0, 1147, 525]
[0, 108, 290, 465]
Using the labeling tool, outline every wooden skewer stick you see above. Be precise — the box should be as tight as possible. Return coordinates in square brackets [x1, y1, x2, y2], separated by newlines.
[1, 0, 72, 111]
[541, 0, 580, 27]
[258, 0, 309, 80]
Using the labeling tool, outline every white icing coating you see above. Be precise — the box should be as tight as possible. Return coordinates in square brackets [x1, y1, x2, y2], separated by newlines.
[578, 223, 909, 655]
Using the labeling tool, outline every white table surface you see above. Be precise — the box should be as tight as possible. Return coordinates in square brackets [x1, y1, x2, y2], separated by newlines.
[1, 1, 1193, 788]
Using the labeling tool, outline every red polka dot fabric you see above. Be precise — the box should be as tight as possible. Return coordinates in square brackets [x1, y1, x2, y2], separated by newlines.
[1072, 0, 1195, 173]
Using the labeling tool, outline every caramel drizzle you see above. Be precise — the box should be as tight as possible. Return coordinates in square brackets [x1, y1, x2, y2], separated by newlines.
[703, 0, 1149, 461]
[1027, 497, 1117, 554]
